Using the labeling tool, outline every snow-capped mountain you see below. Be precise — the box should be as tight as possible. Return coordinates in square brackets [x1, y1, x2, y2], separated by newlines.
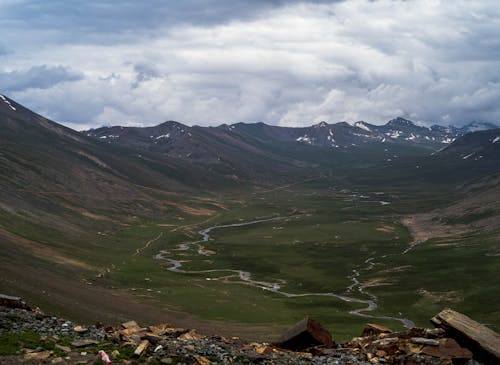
[86, 117, 499, 153]
[437, 128, 500, 162]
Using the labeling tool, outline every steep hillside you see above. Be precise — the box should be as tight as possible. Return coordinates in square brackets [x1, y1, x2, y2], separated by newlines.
[0, 95, 242, 322]
[437, 128, 500, 161]
[85, 121, 316, 183]
[0, 95, 237, 224]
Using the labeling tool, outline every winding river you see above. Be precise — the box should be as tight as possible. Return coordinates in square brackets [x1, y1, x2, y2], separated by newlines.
[154, 216, 415, 328]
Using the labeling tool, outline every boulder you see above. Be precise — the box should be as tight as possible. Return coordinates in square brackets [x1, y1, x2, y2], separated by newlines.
[274, 317, 334, 350]
[0, 294, 31, 310]
[24, 351, 52, 360]
[121, 320, 139, 329]
[70, 339, 100, 347]
[421, 338, 472, 362]
[432, 308, 500, 365]
[362, 323, 393, 337]
[134, 339, 150, 356]
[411, 337, 440, 346]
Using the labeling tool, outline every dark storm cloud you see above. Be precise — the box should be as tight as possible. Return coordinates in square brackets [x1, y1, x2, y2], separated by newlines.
[0, 65, 83, 92]
[0, 0, 340, 44]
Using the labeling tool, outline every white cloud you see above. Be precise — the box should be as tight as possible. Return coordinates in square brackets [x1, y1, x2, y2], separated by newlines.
[1, 0, 500, 128]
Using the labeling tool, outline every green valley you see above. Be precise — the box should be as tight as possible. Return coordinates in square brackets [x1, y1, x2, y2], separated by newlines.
[1, 96, 499, 342]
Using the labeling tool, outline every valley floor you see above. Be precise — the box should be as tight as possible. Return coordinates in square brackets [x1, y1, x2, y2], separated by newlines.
[1, 178, 499, 341]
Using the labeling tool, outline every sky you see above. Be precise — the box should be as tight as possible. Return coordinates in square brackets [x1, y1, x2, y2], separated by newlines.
[1, 0, 500, 130]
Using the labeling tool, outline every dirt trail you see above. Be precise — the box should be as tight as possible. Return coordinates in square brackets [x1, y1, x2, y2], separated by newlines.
[133, 232, 164, 256]
[170, 215, 221, 233]
[256, 176, 323, 194]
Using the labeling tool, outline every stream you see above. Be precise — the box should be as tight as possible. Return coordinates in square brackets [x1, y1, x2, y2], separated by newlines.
[154, 215, 415, 328]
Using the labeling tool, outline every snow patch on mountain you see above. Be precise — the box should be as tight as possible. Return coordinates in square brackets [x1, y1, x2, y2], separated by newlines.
[296, 135, 314, 144]
[386, 130, 402, 139]
[100, 135, 119, 139]
[355, 121, 371, 132]
[441, 137, 455, 144]
[326, 135, 338, 147]
[405, 134, 418, 141]
[0, 95, 16, 111]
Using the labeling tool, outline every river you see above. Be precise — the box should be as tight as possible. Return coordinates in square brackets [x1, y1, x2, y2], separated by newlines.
[154, 215, 415, 328]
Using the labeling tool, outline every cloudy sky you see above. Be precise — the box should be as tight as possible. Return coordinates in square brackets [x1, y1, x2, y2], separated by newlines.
[1, 0, 500, 130]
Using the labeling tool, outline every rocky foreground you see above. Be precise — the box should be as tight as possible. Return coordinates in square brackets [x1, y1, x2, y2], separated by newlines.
[0, 294, 498, 365]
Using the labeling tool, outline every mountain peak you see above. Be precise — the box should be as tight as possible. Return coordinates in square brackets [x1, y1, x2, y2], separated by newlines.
[313, 121, 329, 128]
[158, 120, 187, 128]
[387, 117, 415, 127]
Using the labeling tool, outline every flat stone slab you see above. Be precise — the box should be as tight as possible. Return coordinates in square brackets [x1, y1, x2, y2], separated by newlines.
[0, 294, 31, 310]
[362, 323, 393, 337]
[70, 339, 100, 347]
[432, 308, 500, 365]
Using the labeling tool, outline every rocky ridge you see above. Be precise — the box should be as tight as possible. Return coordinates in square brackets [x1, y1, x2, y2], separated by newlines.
[85, 118, 498, 155]
[1, 295, 497, 365]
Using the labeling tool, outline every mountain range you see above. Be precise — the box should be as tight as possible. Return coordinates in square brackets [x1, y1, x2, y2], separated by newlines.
[85, 117, 497, 156]
[2, 92, 499, 199]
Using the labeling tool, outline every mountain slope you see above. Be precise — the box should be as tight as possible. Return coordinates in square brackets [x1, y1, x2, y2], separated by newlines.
[437, 128, 500, 161]
[0, 95, 221, 219]
[0, 94, 251, 273]
[85, 121, 322, 184]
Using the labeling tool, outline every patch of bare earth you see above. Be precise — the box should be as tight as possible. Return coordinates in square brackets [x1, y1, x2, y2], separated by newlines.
[401, 215, 467, 241]
[379, 265, 412, 274]
[376, 225, 395, 233]
[417, 289, 464, 303]
[75, 150, 109, 169]
[362, 278, 395, 288]
[176, 204, 215, 216]
[60, 203, 113, 222]
[404, 179, 500, 235]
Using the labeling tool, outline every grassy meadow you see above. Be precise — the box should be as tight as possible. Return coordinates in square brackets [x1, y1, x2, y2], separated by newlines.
[1, 177, 499, 342]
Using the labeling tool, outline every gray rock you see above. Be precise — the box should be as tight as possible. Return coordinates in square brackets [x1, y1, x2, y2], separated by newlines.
[70, 339, 100, 347]
[411, 337, 440, 346]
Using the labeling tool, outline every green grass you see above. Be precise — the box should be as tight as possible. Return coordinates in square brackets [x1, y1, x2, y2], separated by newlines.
[0, 332, 41, 355]
[95, 186, 420, 340]
[1, 175, 499, 342]
[365, 230, 500, 331]
[442, 209, 498, 224]
[0, 332, 73, 356]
